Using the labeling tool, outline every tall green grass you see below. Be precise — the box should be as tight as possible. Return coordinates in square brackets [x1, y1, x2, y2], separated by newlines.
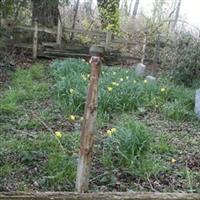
[51, 58, 196, 121]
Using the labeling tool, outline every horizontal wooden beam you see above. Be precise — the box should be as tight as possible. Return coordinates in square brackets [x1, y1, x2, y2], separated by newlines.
[14, 25, 57, 35]
[0, 192, 200, 200]
[63, 27, 106, 37]
[14, 26, 105, 37]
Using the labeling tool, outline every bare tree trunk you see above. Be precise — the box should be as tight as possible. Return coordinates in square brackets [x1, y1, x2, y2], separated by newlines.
[122, 0, 129, 16]
[132, 0, 140, 18]
[32, 0, 59, 27]
[171, 0, 182, 32]
[167, 0, 177, 33]
[70, 0, 80, 40]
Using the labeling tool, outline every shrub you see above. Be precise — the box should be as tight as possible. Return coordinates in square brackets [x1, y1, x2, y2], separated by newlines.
[171, 34, 200, 86]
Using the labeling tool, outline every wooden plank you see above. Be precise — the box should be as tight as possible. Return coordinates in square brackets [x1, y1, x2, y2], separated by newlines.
[14, 43, 33, 49]
[15, 25, 57, 35]
[0, 192, 200, 200]
[41, 51, 90, 57]
[43, 46, 89, 53]
[111, 39, 139, 46]
[63, 27, 106, 37]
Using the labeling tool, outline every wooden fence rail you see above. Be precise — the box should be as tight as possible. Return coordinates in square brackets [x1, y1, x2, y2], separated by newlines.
[14, 25, 142, 46]
[0, 192, 200, 200]
[13, 23, 162, 63]
[15, 25, 57, 35]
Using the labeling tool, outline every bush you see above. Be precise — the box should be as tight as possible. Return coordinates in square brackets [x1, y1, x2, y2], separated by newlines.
[171, 34, 200, 86]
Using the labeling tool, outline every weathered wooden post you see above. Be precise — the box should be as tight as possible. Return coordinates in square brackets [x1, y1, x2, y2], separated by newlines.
[33, 18, 38, 60]
[76, 45, 104, 193]
[105, 30, 112, 50]
[141, 31, 147, 64]
[153, 31, 161, 65]
[56, 18, 62, 45]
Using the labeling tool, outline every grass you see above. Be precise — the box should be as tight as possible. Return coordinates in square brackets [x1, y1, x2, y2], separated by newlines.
[0, 63, 78, 191]
[51, 59, 196, 122]
[0, 133, 79, 191]
[100, 118, 163, 177]
[0, 64, 49, 115]
[0, 58, 200, 192]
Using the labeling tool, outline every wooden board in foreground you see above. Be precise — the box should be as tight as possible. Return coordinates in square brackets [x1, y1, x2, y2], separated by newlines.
[0, 192, 200, 200]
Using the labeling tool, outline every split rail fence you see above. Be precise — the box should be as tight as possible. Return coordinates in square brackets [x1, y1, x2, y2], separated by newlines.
[13, 19, 163, 64]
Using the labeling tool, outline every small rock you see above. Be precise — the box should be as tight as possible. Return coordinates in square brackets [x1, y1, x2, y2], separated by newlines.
[135, 63, 146, 76]
[146, 75, 156, 83]
[33, 181, 39, 187]
[195, 89, 200, 119]
[100, 186, 108, 192]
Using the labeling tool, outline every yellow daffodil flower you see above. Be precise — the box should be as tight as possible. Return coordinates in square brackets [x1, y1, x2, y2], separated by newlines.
[112, 82, 119, 86]
[144, 80, 148, 83]
[106, 128, 117, 137]
[171, 158, 176, 163]
[55, 131, 62, 138]
[111, 128, 117, 133]
[107, 87, 113, 92]
[161, 88, 166, 92]
[81, 74, 87, 81]
[106, 129, 112, 137]
[70, 89, 74, 94]
[69, 115, 76, 121]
